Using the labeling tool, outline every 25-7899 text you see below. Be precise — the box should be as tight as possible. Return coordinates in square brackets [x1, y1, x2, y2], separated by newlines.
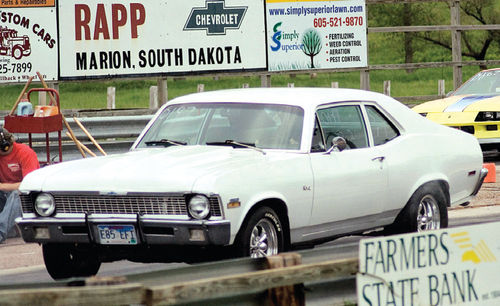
[0, 62, 32, 74]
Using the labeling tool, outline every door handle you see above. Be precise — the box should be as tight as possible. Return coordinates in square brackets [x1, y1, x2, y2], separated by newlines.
[372, 156, 385, 162]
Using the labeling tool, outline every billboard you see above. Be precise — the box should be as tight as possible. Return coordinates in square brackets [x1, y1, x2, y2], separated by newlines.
[266, 0, 367, 71]
[0, 2, 58, 83]
[357, 222, 500, 305]
[58, 0, 267, 79]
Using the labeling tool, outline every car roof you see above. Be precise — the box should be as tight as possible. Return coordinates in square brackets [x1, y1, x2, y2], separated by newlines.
[160, 87, 440, 135]
[167, 87, 390, 112]
[480, 67, 500, 73]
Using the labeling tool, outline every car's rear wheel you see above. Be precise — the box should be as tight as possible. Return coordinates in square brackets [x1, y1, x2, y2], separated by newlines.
[416, 194, 442, 231]
[42, 244, 101, 280]
[235, 207, 284, 258]
[389, 183, 448, 234]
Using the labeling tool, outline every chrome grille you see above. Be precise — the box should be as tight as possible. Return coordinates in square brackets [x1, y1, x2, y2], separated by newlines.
[20, 194, 33, 213]
[21, 194, 222, 217]
[209, 197, 222, 217]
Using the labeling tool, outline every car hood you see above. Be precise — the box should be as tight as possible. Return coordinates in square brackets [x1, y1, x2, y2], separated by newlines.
[413, 94, 500, 113]
[412, 94, 500, 125]
[20, 146, 265, 193]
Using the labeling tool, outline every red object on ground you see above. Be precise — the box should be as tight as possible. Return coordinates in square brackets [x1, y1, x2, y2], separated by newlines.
[484, 163, 496, 183]
[4, 88, 63, 164]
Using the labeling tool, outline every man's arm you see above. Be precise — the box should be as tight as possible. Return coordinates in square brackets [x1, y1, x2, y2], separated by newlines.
[0, 182, 21, 191]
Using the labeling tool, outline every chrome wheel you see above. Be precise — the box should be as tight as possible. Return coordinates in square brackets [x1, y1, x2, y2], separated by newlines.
[249, 218, 278, 258]
[417, 194, 440, 231]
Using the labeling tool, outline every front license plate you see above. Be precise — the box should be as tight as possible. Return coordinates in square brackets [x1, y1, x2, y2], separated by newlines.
[97, 225, 138, 245]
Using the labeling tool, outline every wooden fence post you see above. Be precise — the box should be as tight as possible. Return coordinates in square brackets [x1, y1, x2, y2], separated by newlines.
[197, 84, 205, 92]
[288, 83, 294, 88]
[261, 74, 271, 88]
[157, 77, 168, 106]
[149, 86, 158, 110]
[383, 80, 391, 96]
[107, 87, 115, 109]
[49, 82, 59, 92]
[360, 70, 370, 90]
[242, 83, 250, 88]
[266, 253, 305, 306]
[331, 82, 339, 88]
[451, 0, 462, 89]
[38, 91, 46, 106]
[438, 79, 446, 97]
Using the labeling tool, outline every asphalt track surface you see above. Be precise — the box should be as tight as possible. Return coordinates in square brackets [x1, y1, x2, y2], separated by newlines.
[1, 164, 500, 285]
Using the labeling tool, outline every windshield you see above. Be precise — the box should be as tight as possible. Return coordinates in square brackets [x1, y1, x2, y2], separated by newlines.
[136, 103, 304, 150]
[454, 70, 500, 96]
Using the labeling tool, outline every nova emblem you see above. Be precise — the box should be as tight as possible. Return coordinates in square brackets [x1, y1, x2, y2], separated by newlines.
[303, 186, 311, 191]
[99, 191, 127, 196]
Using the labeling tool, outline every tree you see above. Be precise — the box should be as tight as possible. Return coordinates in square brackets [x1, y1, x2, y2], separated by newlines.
[368, 2, 434, 71]
[416, 0, 500, 69]
[368, 1, 500, 70]
[302, 29, 322, 69]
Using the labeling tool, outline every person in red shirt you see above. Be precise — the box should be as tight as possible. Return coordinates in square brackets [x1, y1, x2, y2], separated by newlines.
[0, 128, 39, 243]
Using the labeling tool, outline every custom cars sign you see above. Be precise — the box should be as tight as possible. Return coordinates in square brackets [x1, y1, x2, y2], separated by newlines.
[58, 0, 266, 79]
[0, 1, 58, 83]
[357, 222, 500, 305]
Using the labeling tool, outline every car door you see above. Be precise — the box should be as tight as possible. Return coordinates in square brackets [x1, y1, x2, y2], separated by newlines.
[307, 103, 388, 239]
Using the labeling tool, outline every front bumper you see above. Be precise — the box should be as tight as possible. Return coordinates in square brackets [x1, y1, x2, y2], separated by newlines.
[16, 215, 230, 246]
[471, 167, 489, 196]
[478, 137, 500, 145]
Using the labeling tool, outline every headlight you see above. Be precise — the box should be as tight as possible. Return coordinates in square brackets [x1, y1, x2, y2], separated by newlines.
[475, 111, 500, 121]
[188, 195, 210, 219]
[34, 193, 55, 217]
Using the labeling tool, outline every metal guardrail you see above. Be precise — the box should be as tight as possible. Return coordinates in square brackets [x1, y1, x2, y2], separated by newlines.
[0, 114, 154, 162]
[0, 243, 359, 305]
[0, 97, 420, 163]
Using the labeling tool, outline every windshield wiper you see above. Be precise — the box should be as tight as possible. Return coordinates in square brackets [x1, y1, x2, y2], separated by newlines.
[145, 139, 187, 147]
[206, 140, 266, 155]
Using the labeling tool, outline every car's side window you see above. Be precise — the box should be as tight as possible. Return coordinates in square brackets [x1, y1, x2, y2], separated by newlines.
[365, 105, 400, 145]
[316, 105, 368, 150]
[311, 116, 325, 152]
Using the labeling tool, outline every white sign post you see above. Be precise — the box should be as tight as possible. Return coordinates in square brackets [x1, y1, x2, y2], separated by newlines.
[58, 0, 267, 79]
[358, 222, 500, 305]
[0, 2, 58, 83]
[266, 0, 367, 72]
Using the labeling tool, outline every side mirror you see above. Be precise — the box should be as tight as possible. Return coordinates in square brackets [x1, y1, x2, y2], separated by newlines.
[325, 136, 347, 154]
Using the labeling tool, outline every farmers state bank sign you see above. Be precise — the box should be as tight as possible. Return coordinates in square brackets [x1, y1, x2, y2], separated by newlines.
[357, 222, 500, 305]
[58, 0, 266, 79]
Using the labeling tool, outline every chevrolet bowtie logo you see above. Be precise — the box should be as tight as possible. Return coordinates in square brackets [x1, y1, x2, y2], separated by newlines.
[184, 0, 247, 35]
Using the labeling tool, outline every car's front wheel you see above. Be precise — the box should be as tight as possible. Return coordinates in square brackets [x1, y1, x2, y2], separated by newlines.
[42, 243, 101, 280]
[235, 207, 284, 258]
[389, 183, 448, 234]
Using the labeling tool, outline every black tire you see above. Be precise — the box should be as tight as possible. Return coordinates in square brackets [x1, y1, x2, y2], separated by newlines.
[234, 207, 285, 258]
[42, 244, 101, 280]
[388, 183, 448, 234]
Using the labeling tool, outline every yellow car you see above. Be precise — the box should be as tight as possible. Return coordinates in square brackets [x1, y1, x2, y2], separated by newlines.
[413, 68, 500, 150]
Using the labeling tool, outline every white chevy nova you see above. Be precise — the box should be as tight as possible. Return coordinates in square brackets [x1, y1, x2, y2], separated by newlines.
[17, 88, 486, 279]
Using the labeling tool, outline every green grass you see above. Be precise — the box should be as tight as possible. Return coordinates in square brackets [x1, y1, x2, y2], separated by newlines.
[2, 1, 499, 111]
[0, 65, 487, 111]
